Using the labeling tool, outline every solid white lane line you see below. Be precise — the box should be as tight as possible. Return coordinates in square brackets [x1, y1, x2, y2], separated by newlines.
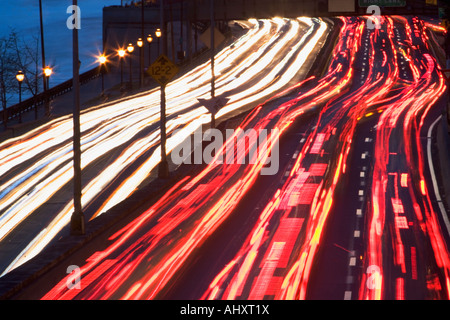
[427, 115, 450, 238]
[344, 291, 352, 300]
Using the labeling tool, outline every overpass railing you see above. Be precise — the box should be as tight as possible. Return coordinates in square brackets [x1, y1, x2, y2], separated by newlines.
[1, 66, 102, 126]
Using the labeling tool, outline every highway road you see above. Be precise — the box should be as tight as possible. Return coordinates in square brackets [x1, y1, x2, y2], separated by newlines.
[0, 18, 329, 279]
[4, 15, 450, 300]
[197, 15, 450, 300]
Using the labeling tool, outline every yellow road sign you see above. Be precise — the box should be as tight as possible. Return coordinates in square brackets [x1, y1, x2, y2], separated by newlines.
[147, 54, 179, 87]
[199, 27, 225, 49]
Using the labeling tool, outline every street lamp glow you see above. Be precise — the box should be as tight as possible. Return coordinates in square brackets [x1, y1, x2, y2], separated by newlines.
[127, 43, 135, 53]
[16, 71, 25, 82]
[155, 28, 162, 38]
[137, 38, 144, 48]
[147, 34, 153, 43]
[98, 55, 107, 64]
[44, 66, 52, 77]
[118, 49, 126, 58]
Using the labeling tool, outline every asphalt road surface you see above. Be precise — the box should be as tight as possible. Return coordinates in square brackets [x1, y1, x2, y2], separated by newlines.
[5, 15, 450, 300]
[0, 17, 329, 280]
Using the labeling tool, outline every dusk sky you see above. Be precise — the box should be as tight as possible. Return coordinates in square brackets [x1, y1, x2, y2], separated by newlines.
[0, 0, 118, 84]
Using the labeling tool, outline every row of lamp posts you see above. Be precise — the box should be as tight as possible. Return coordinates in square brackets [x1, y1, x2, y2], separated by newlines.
[3, 66, 52, 128]
[8, 26, 162, 127]
[97, 28, 162, 94]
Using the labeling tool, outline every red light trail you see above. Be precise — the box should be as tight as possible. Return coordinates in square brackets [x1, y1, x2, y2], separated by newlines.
[38, 15, 450, 300]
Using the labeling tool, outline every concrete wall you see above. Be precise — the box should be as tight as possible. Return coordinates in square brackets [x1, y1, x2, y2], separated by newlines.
[102, 0, 439, 73]
[192, 0, 438, 19]
[103, 5, 203, 72]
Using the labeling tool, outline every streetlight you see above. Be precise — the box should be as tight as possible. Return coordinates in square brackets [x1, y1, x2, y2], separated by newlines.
[44, 66, 52, 89]
[16, 71, 25, 101]
[155, 28, 162, 56]
[137, 38, 144, 88]
[98, 54, 107, 96]
[118, 48, 126, 91]
[127, 43, 134, 90]
[98, 54, 107, 65]
[16, 70, 25, 123]
[43, 66, 52, 115]
[147, 34, 153, 65]
[140, 0, 144, 89]
[39, 0, 48, 117]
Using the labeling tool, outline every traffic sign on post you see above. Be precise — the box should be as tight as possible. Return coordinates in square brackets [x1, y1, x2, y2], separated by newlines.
[198, 95, 229, 116]
[199, 27, 225, 50]
[198, 94, 229, 129]
[147, 54, 179, 87]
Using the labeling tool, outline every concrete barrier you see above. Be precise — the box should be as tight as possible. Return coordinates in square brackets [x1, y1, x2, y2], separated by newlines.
[437, 97, 450, 212]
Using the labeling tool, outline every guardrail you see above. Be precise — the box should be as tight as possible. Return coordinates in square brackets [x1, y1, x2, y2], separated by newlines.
[1, 66, 102, 126]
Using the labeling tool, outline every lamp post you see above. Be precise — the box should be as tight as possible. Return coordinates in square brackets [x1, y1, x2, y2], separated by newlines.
[127, 43, 134, 90]
[39, 0, 49, 117]
[98, 54, 107, 96]
[210, 0, 216, 128]
[44, 66, 52, 89]
[137, 38, 144, 88]
[118, 48, 126, 91]
[140, 0, 145, 89]
[43, 66, 52, 115]
[16, 70, 24, 123]
[155, 28, 162, 56]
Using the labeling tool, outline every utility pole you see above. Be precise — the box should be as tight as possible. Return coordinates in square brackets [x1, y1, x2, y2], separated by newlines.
[210, 0, 216, 128]
[70, 0, 84, 235]
[140, 0, 145, 88]
[179, 1, 183, 62]
[38, 0, 49, 117]
[169, 0, 175, 62]
[159, 0, 169, 178]
[186, 3, 192, 63]
[194, 0, 198, 52]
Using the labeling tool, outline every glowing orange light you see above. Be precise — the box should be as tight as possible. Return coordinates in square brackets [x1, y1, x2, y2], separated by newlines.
[43, 66, 52, 77]
[117, 49, 126, 58]
[98, 55, 107, 64]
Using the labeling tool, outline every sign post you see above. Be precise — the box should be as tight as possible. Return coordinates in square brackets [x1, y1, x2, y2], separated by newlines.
[210, 0, 215, 105]
[147, 54, 179, 178]
[198, 0, 226, 128]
